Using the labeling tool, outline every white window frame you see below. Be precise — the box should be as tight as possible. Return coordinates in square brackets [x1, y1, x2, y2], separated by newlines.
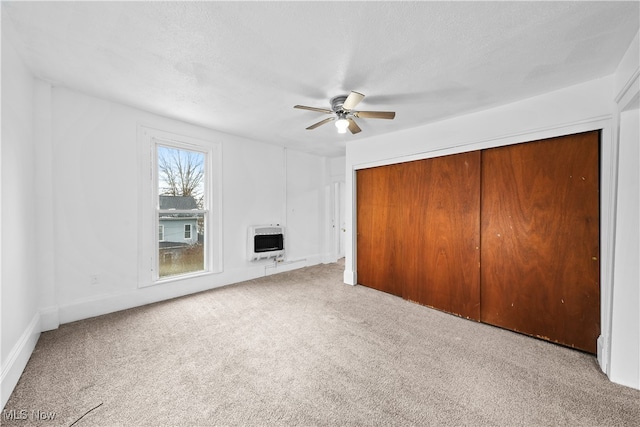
[184, 224, 192, 240]
[159, 225, 165, 242]
[138, 126, 223, 287]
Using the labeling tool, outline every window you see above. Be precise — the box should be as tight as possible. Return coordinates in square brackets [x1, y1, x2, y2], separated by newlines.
[138, 126, 222, 286]
[156, 144, 206, 278]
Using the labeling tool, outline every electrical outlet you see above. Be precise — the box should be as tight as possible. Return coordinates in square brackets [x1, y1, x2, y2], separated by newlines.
[90, 275, 100, 285]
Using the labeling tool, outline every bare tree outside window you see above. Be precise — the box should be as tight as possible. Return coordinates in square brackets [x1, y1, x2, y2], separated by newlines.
[158, 146, 205, 208]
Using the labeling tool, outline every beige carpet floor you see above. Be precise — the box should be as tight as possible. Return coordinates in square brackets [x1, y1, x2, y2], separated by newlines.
[4, 260, 640, 426]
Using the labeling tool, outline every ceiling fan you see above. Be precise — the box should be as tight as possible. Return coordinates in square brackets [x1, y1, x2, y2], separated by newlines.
[294, 91, 395, 134]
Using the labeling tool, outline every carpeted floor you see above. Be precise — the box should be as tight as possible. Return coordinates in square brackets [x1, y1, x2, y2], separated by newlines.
[4, 260, 640, 426]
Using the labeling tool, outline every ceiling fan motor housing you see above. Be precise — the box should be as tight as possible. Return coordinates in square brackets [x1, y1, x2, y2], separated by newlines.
[330, 95, 349, 113]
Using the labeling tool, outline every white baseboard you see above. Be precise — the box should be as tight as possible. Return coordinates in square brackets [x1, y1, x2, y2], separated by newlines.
[57, 262, 313, 325]
[322, 253, 338, 264]
[1, 313, 41, 410]
[301, 254, 323, 266]
[597, 334, 607, 373]
[265, 259, 307, 275]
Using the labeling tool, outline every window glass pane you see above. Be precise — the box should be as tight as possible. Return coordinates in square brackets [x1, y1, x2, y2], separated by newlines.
[158, 213, 205, 278]
[157, 144, 206, 279]
[157, 146, 205, 208]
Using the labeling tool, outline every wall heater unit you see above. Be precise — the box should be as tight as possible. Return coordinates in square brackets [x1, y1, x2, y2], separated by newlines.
[248, 225, 285, 261]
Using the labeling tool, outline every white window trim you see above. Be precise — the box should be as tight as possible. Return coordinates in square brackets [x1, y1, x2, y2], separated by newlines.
[138, 125, 223, 287]
[184, 224, 192, 239]
[159, 224, 165, 242]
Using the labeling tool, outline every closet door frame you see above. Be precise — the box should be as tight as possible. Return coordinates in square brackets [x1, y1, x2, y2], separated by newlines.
[350, 119, 616, 369]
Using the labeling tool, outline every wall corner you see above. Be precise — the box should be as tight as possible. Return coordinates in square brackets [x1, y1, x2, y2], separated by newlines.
[0, 314, 41, 410]
[39, 306, 59, 332]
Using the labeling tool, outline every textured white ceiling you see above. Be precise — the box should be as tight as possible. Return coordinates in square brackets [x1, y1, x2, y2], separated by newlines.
[2, 1, 639, 157]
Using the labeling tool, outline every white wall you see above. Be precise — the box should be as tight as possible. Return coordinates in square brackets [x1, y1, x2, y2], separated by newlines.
[285, 149, 329, 264]
[329, 156, 346, 182]
[1, 32, 40, 409]
[610, 104, 639, 389]
[344, 74, 640, 389]
[34, 81, 57, 331]
[609, 30, 640, 389]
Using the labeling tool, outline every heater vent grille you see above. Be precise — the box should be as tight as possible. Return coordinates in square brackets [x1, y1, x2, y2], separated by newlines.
[248, 225, 285, 261]
[255, 227, 283, 235]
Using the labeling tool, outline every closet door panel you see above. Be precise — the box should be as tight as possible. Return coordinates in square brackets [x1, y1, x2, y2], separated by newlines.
[480, 131, 600, 353]
[356, 164, 404, 296]
[401, 153, 481, 320]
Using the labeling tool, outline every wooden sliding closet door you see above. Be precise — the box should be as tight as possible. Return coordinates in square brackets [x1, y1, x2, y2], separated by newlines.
[357, 152, 481, 319]
[356, 163, 404, 296]
[400, 153, 481, 320]
[480, 131, 600, 353]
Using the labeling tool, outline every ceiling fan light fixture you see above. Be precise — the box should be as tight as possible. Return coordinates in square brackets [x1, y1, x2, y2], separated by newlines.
[335, 116, 349, 133]
[294, 91, 395, 135]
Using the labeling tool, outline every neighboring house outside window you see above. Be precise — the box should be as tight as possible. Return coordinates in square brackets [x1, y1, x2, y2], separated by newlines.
[158, 196, 199, 246]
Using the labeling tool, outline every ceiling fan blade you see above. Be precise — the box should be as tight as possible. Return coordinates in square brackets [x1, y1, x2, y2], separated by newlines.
[306, 117, 335, 130]
[354, 111, 396, 119]
[343, 91, 365, 111]
[347, 118, 362, 134]
[294, 105, 333, 114]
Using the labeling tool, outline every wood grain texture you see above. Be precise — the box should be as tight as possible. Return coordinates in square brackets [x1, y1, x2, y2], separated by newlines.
[480, 131, 600, 353]
[356, 152, 481, 319]
[356, 131, 599, 353]
[356, 164, 404, 296]
[400, 153, 481, 320]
